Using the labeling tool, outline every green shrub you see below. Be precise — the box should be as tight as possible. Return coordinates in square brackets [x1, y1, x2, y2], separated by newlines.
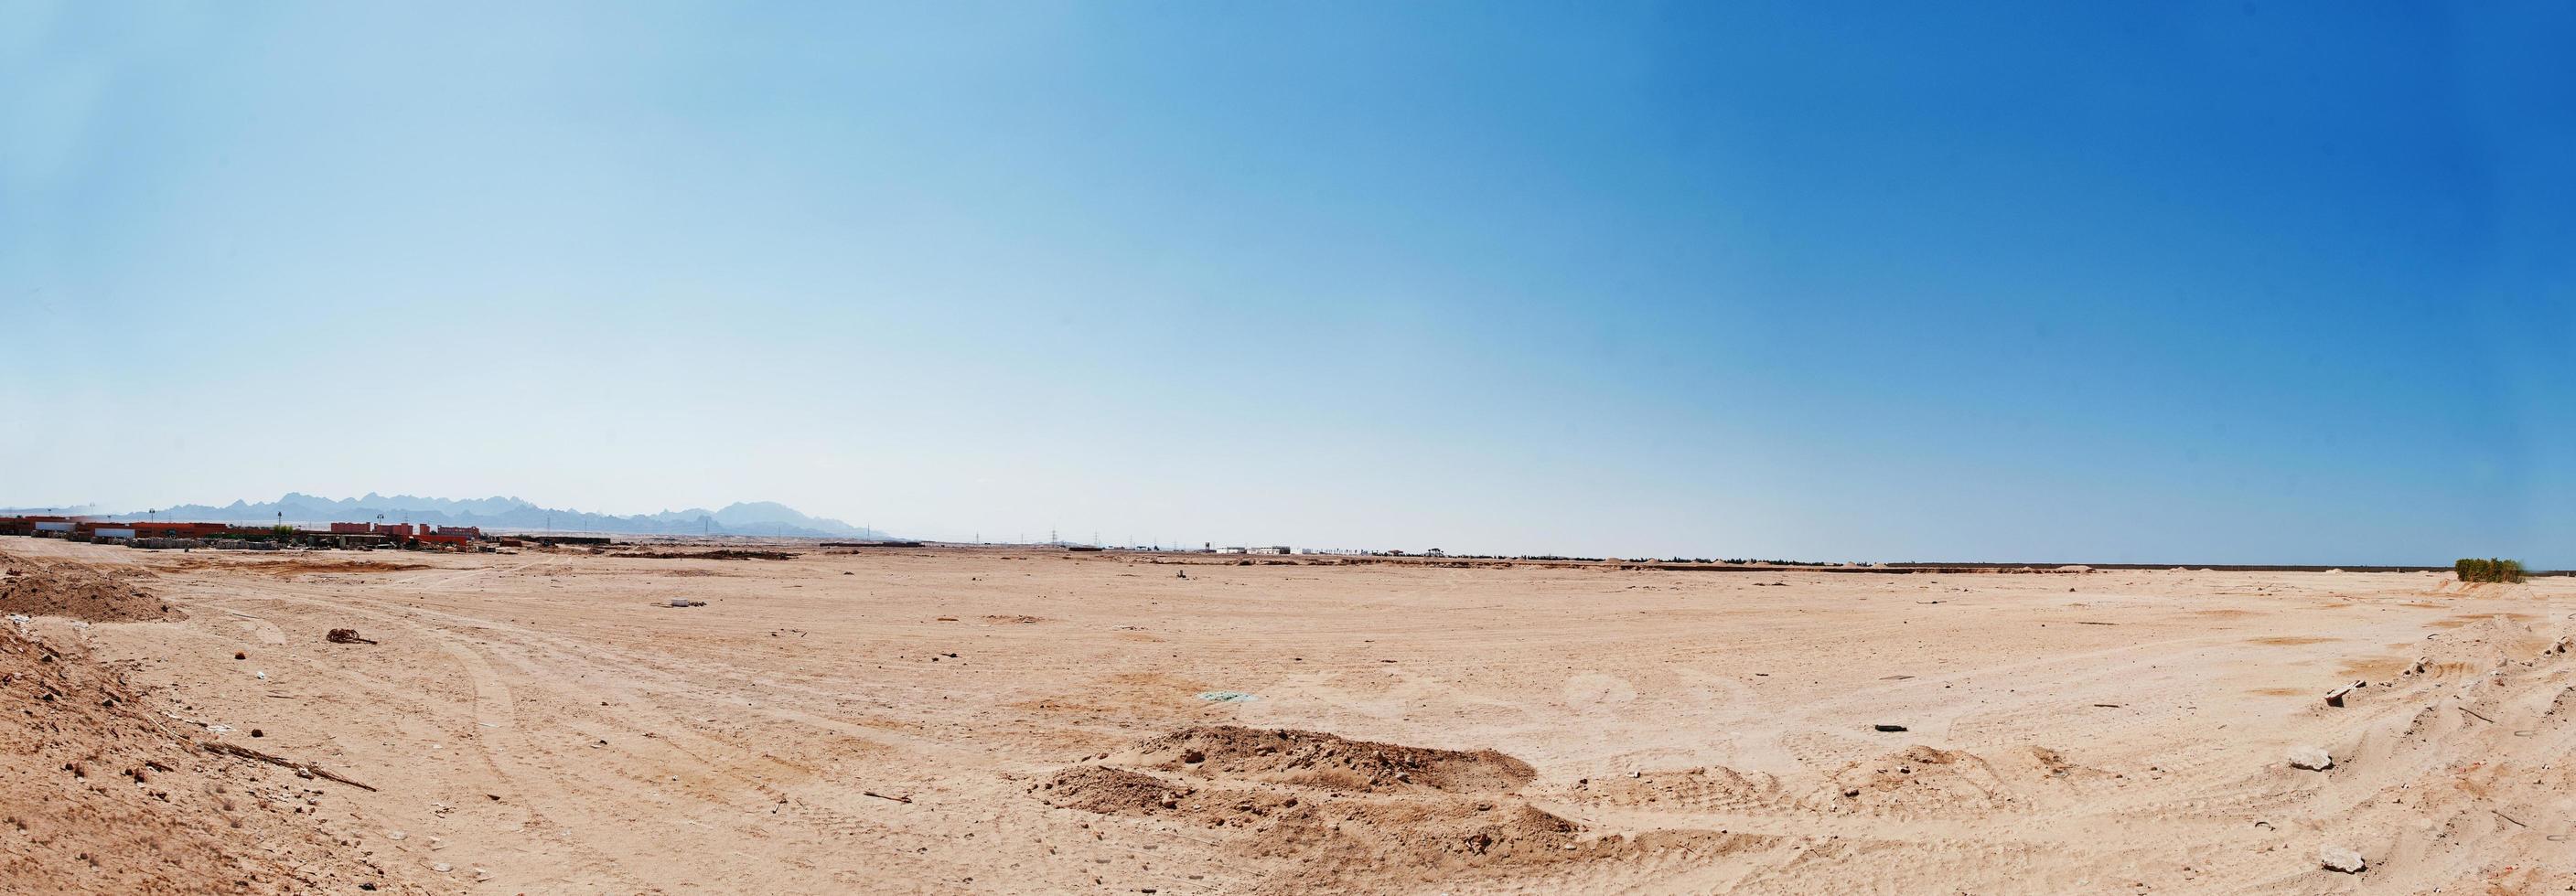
[2455, 558, 2525, 583]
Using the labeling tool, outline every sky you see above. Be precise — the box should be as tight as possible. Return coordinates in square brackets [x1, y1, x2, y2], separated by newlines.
[4, 1, 2571, 564]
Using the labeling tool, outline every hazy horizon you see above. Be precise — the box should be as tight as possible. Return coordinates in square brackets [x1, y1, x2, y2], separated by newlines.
[5, 2, 2571, 565]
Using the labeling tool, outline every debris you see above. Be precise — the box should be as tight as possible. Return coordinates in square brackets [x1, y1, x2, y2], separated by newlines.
[864, 791, 913, 804]
[1196, 691, 1258, 703]
[326, 628, 377, 645]
[2285, 746, 2333, 770]
[666, 598, 706, 608]
[1873, 723, 1907, 732]
[2324, 683, 2358, 708]
[199, 740, 378, 791]
[2318, 844, 2366, 873]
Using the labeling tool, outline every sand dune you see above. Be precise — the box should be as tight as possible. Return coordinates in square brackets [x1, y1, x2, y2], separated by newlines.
[3, 539, 2571, 893]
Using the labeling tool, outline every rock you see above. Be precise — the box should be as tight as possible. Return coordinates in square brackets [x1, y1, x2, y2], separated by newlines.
[2287, 746, 2334, 771]
[1873, 723, 1907, 732]
[2318, 844, 2365, 873]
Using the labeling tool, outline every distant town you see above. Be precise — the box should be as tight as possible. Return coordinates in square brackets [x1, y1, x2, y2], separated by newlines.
[0, 515, 609, 550]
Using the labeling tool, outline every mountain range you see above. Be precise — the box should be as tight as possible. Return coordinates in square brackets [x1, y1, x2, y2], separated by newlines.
[86, 493, 893, 539]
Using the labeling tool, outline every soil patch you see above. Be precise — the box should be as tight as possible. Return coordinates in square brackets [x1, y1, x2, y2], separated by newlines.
[0, 553, 179, 623]
[242, 559, 433, 577]
[1124, 725, 1537, 795]
[0, 625, 415, 893]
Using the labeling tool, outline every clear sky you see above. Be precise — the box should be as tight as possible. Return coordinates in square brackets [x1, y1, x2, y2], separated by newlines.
[5, 1, 2571, 564]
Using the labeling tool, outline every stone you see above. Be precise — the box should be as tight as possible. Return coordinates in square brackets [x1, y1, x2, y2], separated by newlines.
[2318, 845, 2365, 873]
[2286, 747, 2334, 771]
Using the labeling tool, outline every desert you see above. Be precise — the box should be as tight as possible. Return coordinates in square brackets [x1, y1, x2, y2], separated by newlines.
[5, 537, 2571, 894]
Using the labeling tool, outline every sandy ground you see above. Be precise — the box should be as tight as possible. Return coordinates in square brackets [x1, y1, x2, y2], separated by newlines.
[6, 538, 2574, 894]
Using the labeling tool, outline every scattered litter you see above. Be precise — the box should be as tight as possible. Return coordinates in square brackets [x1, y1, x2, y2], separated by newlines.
[254, 670, 268, 680]
[326, 628, 378, 645]
[864, 790, 913, 804]
[1873, 723, 1907, 732]
[666, 598, 706, 608]
[1196, 691, 1259, 703]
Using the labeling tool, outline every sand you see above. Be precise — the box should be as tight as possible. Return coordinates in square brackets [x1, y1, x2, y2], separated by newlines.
[4, 538, 2572, 894]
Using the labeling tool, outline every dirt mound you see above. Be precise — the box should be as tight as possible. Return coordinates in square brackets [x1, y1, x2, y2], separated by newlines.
[0, 625, 416, 893]
[1038, 726, 1727, 893]
[1036, 765, 1193, 814]
[0, 554, 178, 623]
[1585, 764, 1786, 812]
[1822, 745, 2017, 816]
[2414, 614, 2554, 677]
[1122, 725, 1536, 794]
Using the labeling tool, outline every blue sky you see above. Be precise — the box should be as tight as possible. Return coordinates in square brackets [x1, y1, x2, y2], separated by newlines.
[4, 1, 2571, 563]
